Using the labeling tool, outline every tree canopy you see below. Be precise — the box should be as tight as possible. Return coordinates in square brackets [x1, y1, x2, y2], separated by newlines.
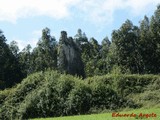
[1, 5, 160, 89]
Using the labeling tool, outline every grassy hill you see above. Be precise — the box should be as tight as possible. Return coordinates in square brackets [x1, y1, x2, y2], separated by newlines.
[0, 70, 160, 119]
[32, 108, 160, 120]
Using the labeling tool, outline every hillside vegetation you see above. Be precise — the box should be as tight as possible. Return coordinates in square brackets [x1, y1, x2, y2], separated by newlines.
[1, 3, 160, 120]
[32, 108, 160, 120]
[1, 6, 160, 90]
[0, 70, 160, 119]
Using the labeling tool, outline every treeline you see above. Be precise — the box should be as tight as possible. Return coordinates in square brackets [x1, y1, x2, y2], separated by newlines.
[1, 5, 160, 89]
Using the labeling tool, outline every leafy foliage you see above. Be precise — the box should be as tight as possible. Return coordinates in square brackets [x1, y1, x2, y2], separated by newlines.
[0, 70, 150, 119]
[32, 27, 57, 72]
[0, 5, 160, 120]
[1, 70, 159, 119]
[0, 30, 23, 88]
[1, 5, 160, 88]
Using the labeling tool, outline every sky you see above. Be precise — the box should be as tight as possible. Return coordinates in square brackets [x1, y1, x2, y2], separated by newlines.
[0, 0, 159, 50]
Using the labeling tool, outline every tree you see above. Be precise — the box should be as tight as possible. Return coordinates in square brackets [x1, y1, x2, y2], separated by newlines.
[9, 40, 19, 58]
[101, 36, 111, 58]
[32, 27, 57, 72]
[0, 30, 23, 88]
[112, 20, 141, 73]
[84, 37, 101, 76]
[148, 5, 160, 73]
[19, 44, 32, 76]
[97, 36, 111, 74]
[139, 15, 153, 73]
[74, 29, 88, 49]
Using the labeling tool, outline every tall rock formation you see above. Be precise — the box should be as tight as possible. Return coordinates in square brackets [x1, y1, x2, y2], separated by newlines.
[58, 31, 85, 78]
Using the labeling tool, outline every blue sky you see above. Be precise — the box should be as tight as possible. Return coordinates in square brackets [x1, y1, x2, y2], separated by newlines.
[0, 0, 159, 50]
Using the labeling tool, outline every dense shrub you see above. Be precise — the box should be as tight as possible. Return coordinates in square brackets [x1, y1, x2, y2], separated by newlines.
[18, 84, 60, 119]
[0, 71, 91, 119]
[0, 88, 14, 105]
[0, 71, 61, 120]
[113, 75, 159, 97]
[86, 74, 159, 97]
[66, 82, 92, 115]
[90, 82, 122, 110]
[0, 71, 159, 119]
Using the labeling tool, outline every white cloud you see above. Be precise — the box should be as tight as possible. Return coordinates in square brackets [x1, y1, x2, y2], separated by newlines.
[10, 30, 42, 51]
[3, 0, 159, 49]
[125, 0, 160, 16]
[11, 29, 59, 51]
[32, 30, 42, 37]
[74, 0, 114, 25]
[0, 0, 159, 24]
[0, 0, 79, 23]
[13, 38, 38, 51]
[72, 0, 160, 26]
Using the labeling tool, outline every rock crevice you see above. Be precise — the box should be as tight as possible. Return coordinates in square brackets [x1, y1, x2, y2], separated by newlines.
[58, 31, 85, 78]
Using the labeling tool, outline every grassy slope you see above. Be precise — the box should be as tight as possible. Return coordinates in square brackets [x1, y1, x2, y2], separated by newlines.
[33, 108, 160, 120]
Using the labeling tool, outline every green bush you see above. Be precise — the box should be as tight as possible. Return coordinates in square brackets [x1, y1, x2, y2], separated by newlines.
[111, 74, 159, 97]
[90, 82, 121, 110]
[86, 76, 133, 111]
[66, 82, 92, 115]
[18, 84, 60, 119]
[0, 88, 15, 105]
[0, 71, 159, 119]
[0, 71, 61, 120]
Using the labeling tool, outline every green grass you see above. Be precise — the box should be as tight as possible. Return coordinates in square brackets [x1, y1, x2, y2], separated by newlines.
[32, 108, 160, 120]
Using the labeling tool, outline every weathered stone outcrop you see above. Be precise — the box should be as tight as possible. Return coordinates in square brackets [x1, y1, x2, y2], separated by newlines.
[58, 31, 85, 78]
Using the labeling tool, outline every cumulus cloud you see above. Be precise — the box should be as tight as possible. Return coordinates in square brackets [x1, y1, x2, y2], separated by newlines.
[11, 38, 37, 51]
[0, 0, 79, 23]
[8, 30, 42, 51]
[32, 30, 42, 37]
[0, 0, 159, 24]
[126, 0, 160, 16]
[75, 0, 159, 25]
[3, 0, 159, 50]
